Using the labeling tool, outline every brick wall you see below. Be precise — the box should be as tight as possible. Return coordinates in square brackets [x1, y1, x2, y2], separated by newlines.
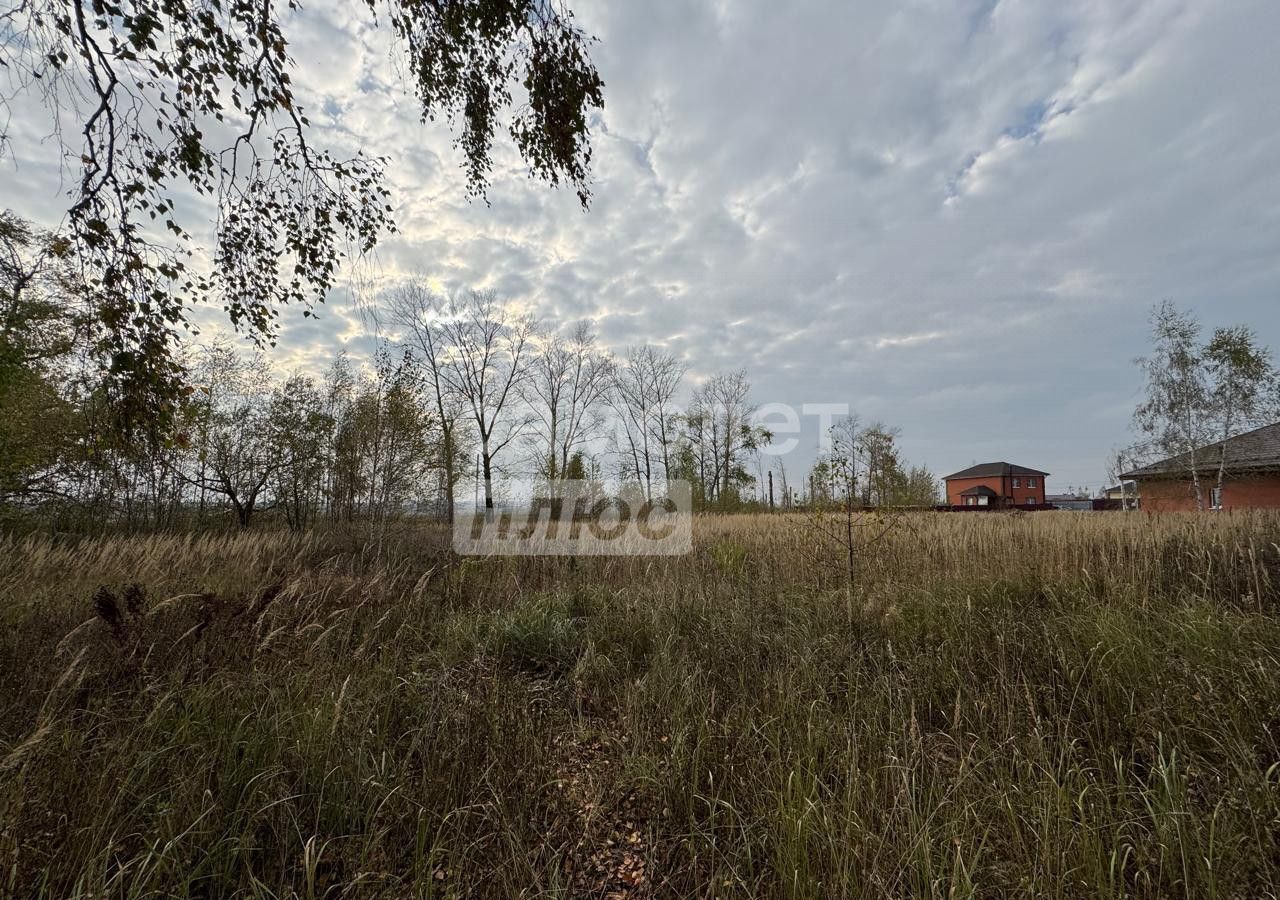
[945, 475, 1046, 506]
[1138, 475, 1280, 511]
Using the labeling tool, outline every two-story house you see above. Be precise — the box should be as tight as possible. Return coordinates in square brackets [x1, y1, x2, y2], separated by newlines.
[943, 462, 1048, 507]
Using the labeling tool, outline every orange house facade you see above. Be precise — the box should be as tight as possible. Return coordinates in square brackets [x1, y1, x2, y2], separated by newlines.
[1123, 422, 1280, 511]
[943, 462, 1048, 508]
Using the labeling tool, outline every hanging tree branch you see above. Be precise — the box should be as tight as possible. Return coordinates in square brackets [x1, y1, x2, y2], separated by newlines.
[2, 0, 603, 435]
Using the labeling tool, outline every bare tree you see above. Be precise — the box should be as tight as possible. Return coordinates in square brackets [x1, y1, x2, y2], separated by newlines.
[645, 349, 687, 487]
[523, 321, 614, 483]
[435, 291, 537, 510]
[322, 354, 358, 522]
[184, 344, 278, 527]
[390, 282, 470, 522]
[696, 370, 763, 504]
[610, 346, 686, 498]
[827, 414, 862, 585]
[611, 352, 653, 498]
[796, 415, 914, 614]
[346, 346, 436, 534]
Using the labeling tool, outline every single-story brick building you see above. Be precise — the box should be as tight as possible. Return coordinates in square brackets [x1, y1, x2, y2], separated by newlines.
[1122, 422, 1280, 511]
[943, 462, 1048, 507]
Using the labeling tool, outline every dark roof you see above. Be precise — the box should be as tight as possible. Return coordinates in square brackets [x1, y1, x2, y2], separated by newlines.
[959, 485, 999, 497]
[943, 461, 1050, 481]
[1123, 421, 1280, 479]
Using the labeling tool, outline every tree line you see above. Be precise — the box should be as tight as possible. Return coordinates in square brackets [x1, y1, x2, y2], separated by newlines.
[1, 224, 939, 530]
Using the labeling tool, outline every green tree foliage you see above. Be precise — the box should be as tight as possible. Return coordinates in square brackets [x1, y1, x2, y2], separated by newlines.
[562, 450, 588, 481]
[3, 1, 603, 430]
[0, 213, 87, 503]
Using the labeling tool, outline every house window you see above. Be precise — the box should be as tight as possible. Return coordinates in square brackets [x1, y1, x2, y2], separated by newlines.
[1027, 477, 1037, 488]
[977, 496, 989, 506]
[1211, 486, 1223, 510]
[1012, 477, 1021, 488]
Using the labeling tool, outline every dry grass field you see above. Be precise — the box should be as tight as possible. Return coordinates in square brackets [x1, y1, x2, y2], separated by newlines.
[2, 511, 1280, 898]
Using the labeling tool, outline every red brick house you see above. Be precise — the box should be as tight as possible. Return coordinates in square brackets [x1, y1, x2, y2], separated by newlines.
[1122, 422, 1280, 511]
[943, 462, 1048, 507]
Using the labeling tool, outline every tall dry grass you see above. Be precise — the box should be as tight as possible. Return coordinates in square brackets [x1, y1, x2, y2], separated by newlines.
[1, 511, 1279, 897]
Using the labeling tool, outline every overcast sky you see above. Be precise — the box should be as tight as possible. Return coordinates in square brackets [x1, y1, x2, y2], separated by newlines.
[6, 0, 1279, 493]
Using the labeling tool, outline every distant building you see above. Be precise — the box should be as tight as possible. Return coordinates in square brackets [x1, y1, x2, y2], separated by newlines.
[1047, 492, 1093, 511]
[1103, 482, 1137, 501]
[1103, 482, 1139, 509]
[1122, 422, 1280, 511]
[943, 462, 1048, 507]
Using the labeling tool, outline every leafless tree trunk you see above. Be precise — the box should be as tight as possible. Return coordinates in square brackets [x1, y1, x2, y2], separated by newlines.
[610, 346, 684, 500]
[181, 344, 279, 527]
[698, 370, 754, 502]
[523, 321, 613, 485]
[390, 282, 473, 522]
[431, 290, 536, 511]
